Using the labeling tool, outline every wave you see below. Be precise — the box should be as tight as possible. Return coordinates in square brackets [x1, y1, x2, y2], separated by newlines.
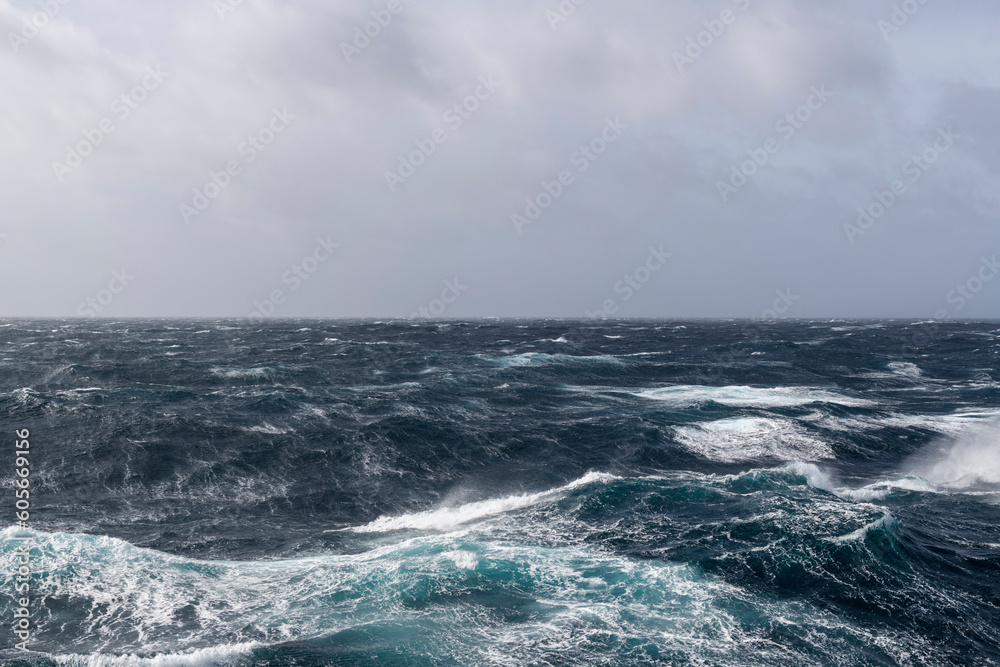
[1, 526, 523, 658]
[0, 522, 913, 666]
[348, 381, 422, 392]
[635, 384, 872, 408]
[673, 417, 833, 463]
[480, 353, 623, 368]
[239, 422, 291, 435]
[827, 512, 901, 543]
[209, 367, 273, 379]
[729, 431, 999, 502]
[887, 361, 923, 378]
[834, 476, 939, 502]
[350, 472, 619, 533]
[727, 462, 938, 502]
[724, 461, 839, 495]
[803, 408, 1000, 437]
[909, 420, 1000, 488]
[0, 519, 822, 665]
[859, 361, 928, 382]
[52, 643, 262, 667]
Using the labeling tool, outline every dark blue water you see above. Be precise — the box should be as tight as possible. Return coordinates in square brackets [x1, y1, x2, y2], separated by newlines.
[1, 320, 999, 666]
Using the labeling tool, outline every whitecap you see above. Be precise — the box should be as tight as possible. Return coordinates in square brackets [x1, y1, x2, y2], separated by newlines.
[827, 513, 899, 543]
[483, 353, 622, 368]
[636, 385, 872, 408]
[887, 361, 923, 379]
[835, 477, 938, 502]
[351, 472, 619, 534]
[243, 422, 289, 435]
[674, 418, 833, 463]
[442, 550, 479, 570]
[779, 461, 839, 494]
[803, 408, 1000, 436]
[210, 367, 272, 379]
[910, 421, 1000, 488]
[773, 463, 938, 502]
[53, 643, 262, 667]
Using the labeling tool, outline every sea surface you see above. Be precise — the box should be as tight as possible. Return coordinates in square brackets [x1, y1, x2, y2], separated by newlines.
[1, 319, 999, 666]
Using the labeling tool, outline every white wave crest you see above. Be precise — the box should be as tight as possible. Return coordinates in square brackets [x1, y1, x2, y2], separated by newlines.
[210, 367, 271, 379]
[242, 422, 290, 435]
[835, 477, 938, 502]
[911, 420, 1000, 488]
[803, 409, 1000, 436]
[887, 362, 923, 379]
[779, 462, 838, 494]
[352, 472, 620, 534]
[53, 643, 261, 667]
[776, 463, 939, 502]
[827, 513, 899, 543]
[674, 418, 833, 463]
[483, 353, 622, 367]
[636, 385, 872, 408]
[442, 550, 479, 570]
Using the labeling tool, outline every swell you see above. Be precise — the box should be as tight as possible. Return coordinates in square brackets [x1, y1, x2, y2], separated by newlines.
[5, 464, 997, 665]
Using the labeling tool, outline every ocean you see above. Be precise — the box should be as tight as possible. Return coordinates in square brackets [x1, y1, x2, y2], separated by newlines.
[1, 319, 999, 666]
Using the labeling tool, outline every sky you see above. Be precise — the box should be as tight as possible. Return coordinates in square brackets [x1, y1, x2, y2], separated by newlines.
[0, 0, 998, 319]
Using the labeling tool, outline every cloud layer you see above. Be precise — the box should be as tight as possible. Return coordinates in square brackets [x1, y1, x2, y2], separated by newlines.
[1, 0, 998, 318]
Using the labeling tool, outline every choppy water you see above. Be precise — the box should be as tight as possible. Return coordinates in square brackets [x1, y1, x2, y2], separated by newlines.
[1, 320, 999, 665]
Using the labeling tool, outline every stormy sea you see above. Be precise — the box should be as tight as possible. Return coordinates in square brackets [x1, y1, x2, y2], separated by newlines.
[1, 319, 999, 666]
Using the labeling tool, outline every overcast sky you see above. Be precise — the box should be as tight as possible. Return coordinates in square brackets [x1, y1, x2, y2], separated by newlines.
[1, 0, 998, 319]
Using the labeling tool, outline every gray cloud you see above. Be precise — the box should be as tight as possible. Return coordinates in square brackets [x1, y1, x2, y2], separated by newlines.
[1, 0, 998, 318]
